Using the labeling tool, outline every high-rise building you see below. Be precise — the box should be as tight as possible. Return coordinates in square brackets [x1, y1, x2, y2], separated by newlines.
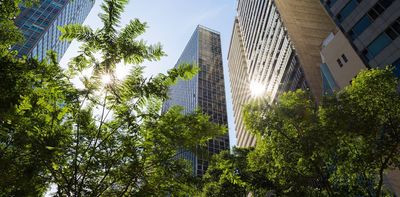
[319, 0, 400, 93]
[162, 25, 229, 176]
[321, 0, 400, 72]
[12, 0, 94, 61]
[228, 0, 336, 147]
[320, 1, 400, 194]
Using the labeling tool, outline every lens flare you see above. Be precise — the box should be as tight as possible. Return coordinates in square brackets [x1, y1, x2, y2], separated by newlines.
[101, 74, 112, 85]
[250, 80, 265, 97]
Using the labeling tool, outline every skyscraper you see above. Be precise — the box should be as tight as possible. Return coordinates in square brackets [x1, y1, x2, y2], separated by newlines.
[228, 0, 336, 147]
[318, 0, 400, 93]
[12, 0, 94, 61]
[162, 25, 229, 176]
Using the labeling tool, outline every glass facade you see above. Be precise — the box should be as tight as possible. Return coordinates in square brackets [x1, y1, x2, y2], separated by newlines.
[12, 0, 94, 62]
[162, 26, 229, 176]
[320, 63, 338, 95]
[393, 58, 400, 77]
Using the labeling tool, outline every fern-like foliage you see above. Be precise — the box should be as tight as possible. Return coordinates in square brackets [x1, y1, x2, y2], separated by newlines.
[58, 0, 164, 74]
[58, 24, 94, 42]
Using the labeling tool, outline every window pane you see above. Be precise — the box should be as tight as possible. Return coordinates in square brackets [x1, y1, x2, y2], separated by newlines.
[351, 15, 372, 40]
[31, 46, 38, 58]
[342, 54, 348, 62]
[392, 21, 400, 34]
[379, 0, 394, 8]
[327, 0, 338, 8]
[373, 4, 384, 14]
[368, 10, 379, 20]
[392, 58, 400, 77]
[361, 49, 370, 61]
[367, 33, 392, 59]
[385, 28, 398, 40]
[337, 0, 359, 22]
[337, 58, 343, 67]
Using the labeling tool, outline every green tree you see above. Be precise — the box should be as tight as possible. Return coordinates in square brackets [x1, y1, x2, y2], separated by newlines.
[0, 0, 38, 55]
[0, 52, 75, 196]
[244, 90, 337, 196]
[201, 148, 276, 196]
[0, 0, 227, 196]
[319, 67, 400, 197]
[242, 68, 399, 196]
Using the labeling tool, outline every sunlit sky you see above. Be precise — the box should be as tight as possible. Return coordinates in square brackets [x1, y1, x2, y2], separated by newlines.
[60, 0, 238, 146]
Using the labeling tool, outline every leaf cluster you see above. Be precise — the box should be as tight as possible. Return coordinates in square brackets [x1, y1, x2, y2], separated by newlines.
[201, 67, 400, 197]
[237, 67, 400, 196]
[0, 0, 226, 196]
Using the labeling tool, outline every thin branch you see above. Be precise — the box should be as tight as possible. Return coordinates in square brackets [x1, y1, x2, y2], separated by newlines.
[78, 90, 108, 193]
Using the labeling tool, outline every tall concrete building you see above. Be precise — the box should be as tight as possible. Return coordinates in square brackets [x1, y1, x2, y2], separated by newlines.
[162, 25, 229, 176]
[321, 0, 400, 71]
[12, 0, 94, 61]
[228, 0, 336, 147]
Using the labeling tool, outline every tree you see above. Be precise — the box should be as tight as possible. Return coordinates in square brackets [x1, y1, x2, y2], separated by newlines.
[201, 148, 249, 196]
[0, 0, 227, 196]
[319, 67, 400, 197]
[0, 52, 74, 196]
[201, 148, 276, 196]
[242, 67, 400, 196]
[244, 90, 337, 196]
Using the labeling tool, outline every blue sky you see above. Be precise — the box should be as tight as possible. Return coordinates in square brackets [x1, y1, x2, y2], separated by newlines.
[60, 0, 238, 146]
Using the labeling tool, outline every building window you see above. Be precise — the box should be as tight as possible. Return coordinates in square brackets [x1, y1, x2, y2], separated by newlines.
[362, 18, 400, 60]
[337, 58, 343, 67]
[372, 4, 385, 15]
[379, 0, 395, 8]
[393, 58, 400, 77]
[349, 0, 394, 40]
[385, 28, 398, 40]
[337, 0, 362, 22]
[350, 15, 372, 40]
[363, 33, 392, 60]
[342, 54, 348, 63]
[367, 0, 394, 20]
[326, 0, 338, 8]
[391, 17, 400, 35]
[367, 9, 379, 20]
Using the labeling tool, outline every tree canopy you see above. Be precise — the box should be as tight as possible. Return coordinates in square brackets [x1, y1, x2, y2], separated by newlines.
[201, 67, 400, 197]
[0, 0, 226, 196]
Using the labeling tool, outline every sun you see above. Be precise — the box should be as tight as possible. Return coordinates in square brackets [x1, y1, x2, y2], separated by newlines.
[101, 74, 112, 85]
[249, 80, 265, 97]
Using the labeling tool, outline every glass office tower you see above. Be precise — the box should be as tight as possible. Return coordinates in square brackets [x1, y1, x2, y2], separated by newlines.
[162, 25, 229, 176]
[12, 0, 94, 61]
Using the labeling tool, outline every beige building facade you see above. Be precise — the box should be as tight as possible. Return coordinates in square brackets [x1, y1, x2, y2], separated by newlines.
[320, 29, 367, 91]
[228, 19, 255, 147]
[228, 0, 336, 147]
[274, 0, 337, 101]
